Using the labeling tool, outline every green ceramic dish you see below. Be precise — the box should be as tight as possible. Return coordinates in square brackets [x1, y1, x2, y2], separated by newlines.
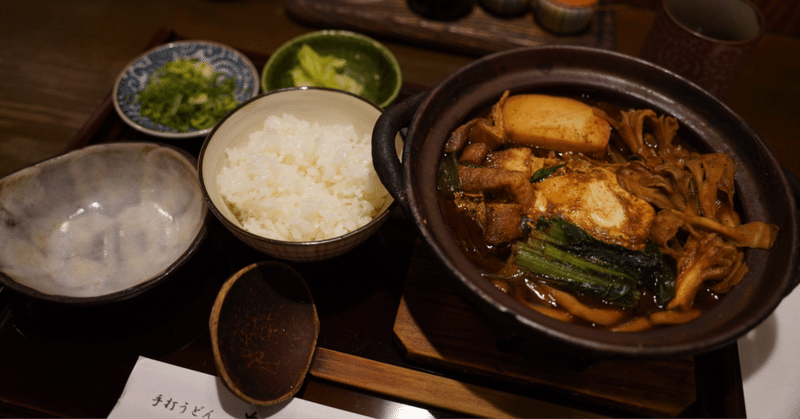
[261, 30, 402, 108]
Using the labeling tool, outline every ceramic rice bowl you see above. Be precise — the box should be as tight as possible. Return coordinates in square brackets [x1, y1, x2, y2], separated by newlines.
[198, 87, 395, 262]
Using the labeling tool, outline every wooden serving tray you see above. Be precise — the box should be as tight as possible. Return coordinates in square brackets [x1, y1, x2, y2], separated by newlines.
[285, 0, 616, 56]
[1, 27, 744, 419]
[394, 241, 697, 417]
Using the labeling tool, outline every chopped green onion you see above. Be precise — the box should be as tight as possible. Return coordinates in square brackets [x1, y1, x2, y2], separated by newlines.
[529, 163, 566, 183]
[137, 58, 238, 132]
[437, 153, 461, 196]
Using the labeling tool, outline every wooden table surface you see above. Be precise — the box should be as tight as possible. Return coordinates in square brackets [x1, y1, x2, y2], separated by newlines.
[1, 0, 799, 418]
[2, 0, 799, 179]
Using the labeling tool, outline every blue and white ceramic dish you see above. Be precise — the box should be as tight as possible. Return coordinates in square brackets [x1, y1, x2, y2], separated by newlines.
[113, 40, 259, 139]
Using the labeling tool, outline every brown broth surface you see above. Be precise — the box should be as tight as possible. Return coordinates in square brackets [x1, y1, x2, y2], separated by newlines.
[437, 95, 726, 330]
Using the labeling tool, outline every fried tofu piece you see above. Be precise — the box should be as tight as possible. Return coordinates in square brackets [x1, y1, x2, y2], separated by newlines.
[458, 142, 491, 166]
[501, 94, 611, 154]
[483, 147, 545, 178]
[529, 166, 655, 250]
[485, 203, 524, 245]
[459, 165, 536, 210]
[454, 192, 486, 227]
[445, 91, 509, 154]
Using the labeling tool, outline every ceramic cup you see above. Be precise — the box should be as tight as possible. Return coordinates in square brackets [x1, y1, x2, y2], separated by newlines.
[535, 0, 598, 35]
[640, 0, 764, 98]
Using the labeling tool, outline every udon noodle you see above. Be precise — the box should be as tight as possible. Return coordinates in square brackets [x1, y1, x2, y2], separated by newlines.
[438, 91, 779, 331]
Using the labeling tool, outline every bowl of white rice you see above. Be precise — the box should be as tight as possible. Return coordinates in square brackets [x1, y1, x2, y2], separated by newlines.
[198, 87, 395, 262]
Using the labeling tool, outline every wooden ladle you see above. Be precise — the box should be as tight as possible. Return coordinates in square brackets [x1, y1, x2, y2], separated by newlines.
[209, 261, 319, 406]
[209, 261, 596, 416]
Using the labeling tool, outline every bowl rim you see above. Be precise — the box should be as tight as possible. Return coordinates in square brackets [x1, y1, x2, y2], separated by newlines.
[112, 39, 260, 140]
[198, 86, 395, 249]
[0, 141, 209, 305]
[260, 30, 403, 109]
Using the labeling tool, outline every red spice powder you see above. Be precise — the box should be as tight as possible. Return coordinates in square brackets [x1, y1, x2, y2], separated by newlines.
[552, 0, 598, 7]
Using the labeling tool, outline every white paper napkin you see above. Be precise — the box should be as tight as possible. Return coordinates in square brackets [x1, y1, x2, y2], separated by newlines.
[108, 356, 369, 419]
[739, 283, 800, 419]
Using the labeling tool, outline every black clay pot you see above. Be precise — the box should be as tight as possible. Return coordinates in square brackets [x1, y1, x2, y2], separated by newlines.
[372, 45, 800, 360]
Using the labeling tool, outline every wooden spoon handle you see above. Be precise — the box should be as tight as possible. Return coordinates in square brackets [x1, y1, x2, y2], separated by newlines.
[309, 347, 600, 418]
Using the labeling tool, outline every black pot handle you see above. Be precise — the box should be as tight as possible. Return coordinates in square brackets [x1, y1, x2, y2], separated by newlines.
[783, 166, 800, 294]
[372, 91, 427, 211]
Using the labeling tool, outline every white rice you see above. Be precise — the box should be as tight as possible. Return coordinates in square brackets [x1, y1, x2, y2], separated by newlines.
[216, 113, 390, 242]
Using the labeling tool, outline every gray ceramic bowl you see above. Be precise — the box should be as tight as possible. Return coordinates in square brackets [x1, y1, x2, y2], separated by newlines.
[0, 142, 208, 304]
[198, 87, 395, 262]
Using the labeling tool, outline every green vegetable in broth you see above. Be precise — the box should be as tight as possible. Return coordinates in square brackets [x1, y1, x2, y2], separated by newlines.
[137, 58, 238, 132]
[529, 163, 566, 183]
[436, 152, 461, 196]
[513, 217, 676, 308]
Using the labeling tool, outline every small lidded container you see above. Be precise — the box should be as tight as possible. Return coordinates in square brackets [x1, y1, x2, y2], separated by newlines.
[535, 0, 598, 35]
